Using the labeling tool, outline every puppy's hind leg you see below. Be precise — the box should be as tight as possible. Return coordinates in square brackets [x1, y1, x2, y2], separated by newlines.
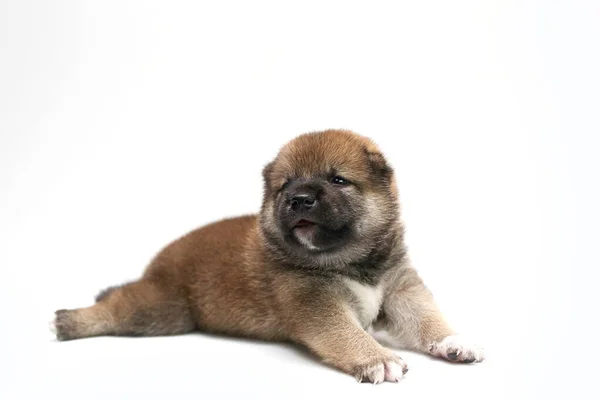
[51, 279, 195, 341]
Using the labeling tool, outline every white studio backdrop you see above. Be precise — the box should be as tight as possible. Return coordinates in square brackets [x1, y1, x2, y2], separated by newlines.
[1, 1, 598, 399]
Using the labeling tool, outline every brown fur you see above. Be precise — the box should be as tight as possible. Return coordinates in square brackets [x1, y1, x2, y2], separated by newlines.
[53, 129, 483, 382]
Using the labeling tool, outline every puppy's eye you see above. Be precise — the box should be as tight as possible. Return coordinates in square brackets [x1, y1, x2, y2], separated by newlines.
[331, 176, 349, 185]
[279, 179, 291, 192]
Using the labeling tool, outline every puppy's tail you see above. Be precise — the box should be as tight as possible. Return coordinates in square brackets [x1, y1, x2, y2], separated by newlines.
[94, 284, 124, 302]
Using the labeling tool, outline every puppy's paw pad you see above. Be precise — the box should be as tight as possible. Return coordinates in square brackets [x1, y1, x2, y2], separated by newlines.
[429, 335, 484, 363]
[354, 357, 408, 383]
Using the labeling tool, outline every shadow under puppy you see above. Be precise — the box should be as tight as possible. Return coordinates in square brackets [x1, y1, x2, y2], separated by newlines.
[51, 130, 484, 383]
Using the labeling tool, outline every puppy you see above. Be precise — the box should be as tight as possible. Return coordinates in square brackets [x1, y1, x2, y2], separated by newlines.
[51, 129, 483, 383]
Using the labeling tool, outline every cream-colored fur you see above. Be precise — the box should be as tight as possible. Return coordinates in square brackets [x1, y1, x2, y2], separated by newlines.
[343, 278, 383, 328]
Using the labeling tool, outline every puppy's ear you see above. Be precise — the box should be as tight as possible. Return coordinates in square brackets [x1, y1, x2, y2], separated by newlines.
[262, 161, 274, 184]
[365, 150, 393, 181]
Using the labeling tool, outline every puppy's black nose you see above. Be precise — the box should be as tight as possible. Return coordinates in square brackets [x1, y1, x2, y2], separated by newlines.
[290, 193, 316, 212]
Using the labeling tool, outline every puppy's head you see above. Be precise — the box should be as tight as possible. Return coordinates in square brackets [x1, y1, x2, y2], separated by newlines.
[260, 130, 399, 268]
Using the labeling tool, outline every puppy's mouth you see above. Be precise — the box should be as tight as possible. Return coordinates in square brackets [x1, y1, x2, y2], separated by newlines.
[293, 219, 317, 229]
[284, 217, 352, 252]
[290, 219, 320, 250]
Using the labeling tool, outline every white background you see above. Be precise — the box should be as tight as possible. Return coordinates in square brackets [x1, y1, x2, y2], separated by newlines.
[1, 1, 599, 399]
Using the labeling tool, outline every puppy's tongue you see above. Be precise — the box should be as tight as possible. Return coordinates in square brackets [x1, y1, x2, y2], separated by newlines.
[294, 219, 316, 228]
[293, 220, 318, 248]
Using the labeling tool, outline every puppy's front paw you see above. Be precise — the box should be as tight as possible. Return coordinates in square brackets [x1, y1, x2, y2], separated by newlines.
[429, 335, 484, 363]
[352, 355, 408, 384]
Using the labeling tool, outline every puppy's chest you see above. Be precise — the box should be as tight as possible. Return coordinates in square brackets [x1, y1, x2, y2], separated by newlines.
[342, 278, 384, 328]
